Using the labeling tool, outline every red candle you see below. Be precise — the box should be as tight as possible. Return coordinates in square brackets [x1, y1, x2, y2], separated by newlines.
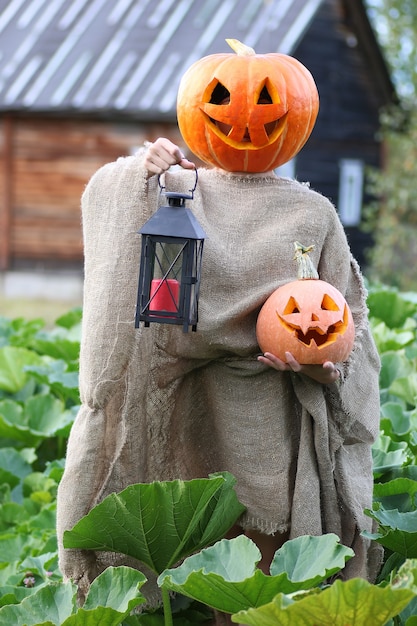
[150, 278, 179, 313]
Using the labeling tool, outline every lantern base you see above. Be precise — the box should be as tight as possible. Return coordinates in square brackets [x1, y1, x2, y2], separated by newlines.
[136, 314, 197, 333]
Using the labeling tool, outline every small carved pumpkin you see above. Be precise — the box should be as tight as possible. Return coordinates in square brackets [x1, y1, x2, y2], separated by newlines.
[176, 39, 319, 173]
[256, 243, 355, 364]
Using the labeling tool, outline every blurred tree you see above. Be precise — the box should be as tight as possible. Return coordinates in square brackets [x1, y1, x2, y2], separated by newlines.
[363, 0, 417, 289]
[366, 0, 417, 99]
[363, 108, 417, 290]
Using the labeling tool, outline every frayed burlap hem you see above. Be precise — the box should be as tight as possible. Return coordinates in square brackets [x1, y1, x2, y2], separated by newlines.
[239, 514, 290, 537]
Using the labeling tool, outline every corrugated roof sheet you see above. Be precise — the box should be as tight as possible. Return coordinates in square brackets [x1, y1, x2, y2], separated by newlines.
[0, 0, 323, 118]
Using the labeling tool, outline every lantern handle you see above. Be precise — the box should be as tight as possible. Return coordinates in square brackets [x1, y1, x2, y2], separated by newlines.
[158, 167, 198, 199]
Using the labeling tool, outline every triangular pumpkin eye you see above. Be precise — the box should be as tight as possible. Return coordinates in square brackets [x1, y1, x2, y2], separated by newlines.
[257, 85, 273, 104]
[209, 82, 230, 104]
[283, 296, 300, 315]
[321, 294, 340, 311]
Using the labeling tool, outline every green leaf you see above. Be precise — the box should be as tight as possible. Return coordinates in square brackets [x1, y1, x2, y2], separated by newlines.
[6, 317, 45, 349]
[0, 469, 20, 491]
[0, 532, 33, 563]
[372, 434, 409, 476]
[26, 360, 79, 404]
[0, 399, 40, 446]
[64, 473, 246, 575]
[160, 536, 273, 614]
[381, 401, 411, 437]
[0, 581, 76, 626]
[379, 465, 417, 486]
[233, 578, 416, 625]
[0, 584, 37, 607]
[0, 569, 145, 626]
[44, 459, 65, 483]
[365, 507, 417, 556]
[23, 472, 56, 497]
[60, 568, 147, 626]
[270, 534, 353, 584]
[159, 534, 352, 615]
[390, 373, 417, 406]
[379, 352, 413, 391]
[55, 308, 82, 330]
[371, 322, 416, 353]
[19, 552, 59, 580]
[31, 334, 80, 362]
[0, 447, 33, 484]
[374, 476, 417, 500]
[25, 394, 74, 436]
[374, 477, 417, 511]
[0, 347, 43, 393]
[1, 500, 31, 526]
[0, 395, 73, 445]
[383, 560, 417, 625]
[124, 617, 161, 625]
[368, 288, 417, 328]
[83, 566, 146, 611]
[62, 607, 133, 626]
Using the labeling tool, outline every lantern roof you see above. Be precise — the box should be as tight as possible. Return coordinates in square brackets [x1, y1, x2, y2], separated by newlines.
[139, 203, 207, 240]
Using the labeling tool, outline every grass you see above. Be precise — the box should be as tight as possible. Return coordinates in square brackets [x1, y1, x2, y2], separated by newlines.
[0, 296, 82, 328]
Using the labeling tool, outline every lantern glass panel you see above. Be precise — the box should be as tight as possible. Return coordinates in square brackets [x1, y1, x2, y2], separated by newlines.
[147, 239, 185, 317]
[153, 241, 184, 281]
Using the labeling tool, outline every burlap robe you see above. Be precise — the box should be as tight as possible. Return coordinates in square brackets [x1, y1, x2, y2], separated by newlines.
[57, 150, 382, 600]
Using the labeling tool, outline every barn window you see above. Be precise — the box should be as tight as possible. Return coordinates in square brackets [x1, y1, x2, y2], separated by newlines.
[338, 159, 364, 226]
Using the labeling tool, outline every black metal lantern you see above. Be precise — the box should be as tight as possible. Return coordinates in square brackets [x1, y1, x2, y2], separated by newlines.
[135, 171, 206, 332]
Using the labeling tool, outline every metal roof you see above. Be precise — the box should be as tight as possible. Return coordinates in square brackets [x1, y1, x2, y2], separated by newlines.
[0, 0, 324, 118]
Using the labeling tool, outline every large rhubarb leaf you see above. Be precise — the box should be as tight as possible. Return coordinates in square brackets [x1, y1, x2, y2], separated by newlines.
[233, 577, 416, 625]
[64, 473, 245, 574]
[159, 534, 352, 614]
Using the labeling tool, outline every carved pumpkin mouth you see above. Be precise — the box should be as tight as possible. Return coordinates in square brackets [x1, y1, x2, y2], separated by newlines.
[282, 323, 346, 348]
[202, 111, 288, 148]
[201, 80, 288, 149]
[277, 299, 352, 349]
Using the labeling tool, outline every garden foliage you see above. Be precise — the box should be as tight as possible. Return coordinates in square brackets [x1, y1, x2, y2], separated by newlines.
[1, 286, 417, 624]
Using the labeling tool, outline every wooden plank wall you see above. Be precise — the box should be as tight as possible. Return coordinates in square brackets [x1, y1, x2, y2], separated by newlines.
[0, 117, 183, 269]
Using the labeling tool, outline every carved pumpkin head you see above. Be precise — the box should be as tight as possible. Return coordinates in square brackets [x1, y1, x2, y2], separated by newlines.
[176, 39, 319, 173]
[256, 243, 355, 364]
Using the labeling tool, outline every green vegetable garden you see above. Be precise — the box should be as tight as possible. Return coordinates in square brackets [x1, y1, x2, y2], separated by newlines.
[1, 284, 417, 625]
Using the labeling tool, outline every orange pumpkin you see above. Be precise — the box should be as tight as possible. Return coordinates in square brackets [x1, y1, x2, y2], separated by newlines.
[256, 243, 355, 364]
[176, 39, 319, 173]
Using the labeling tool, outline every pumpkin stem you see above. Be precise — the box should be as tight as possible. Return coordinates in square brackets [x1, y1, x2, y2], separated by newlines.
[293, 242, 319, 280]
[225, 38, 256, 56]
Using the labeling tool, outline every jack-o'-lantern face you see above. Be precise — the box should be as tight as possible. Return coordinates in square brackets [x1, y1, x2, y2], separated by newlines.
[177, 39, 319, 173]
[202, 79, 287, 149]
[279, 293, 351, 349]
[256, 279, 355, 364]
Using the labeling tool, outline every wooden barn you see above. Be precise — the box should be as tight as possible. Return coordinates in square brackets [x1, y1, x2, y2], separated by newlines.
[0, 0, 394, 279]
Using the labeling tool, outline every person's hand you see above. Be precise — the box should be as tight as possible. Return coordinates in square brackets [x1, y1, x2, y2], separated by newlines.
[258, 351, 340, 385]
[144, 138, 195, 178]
